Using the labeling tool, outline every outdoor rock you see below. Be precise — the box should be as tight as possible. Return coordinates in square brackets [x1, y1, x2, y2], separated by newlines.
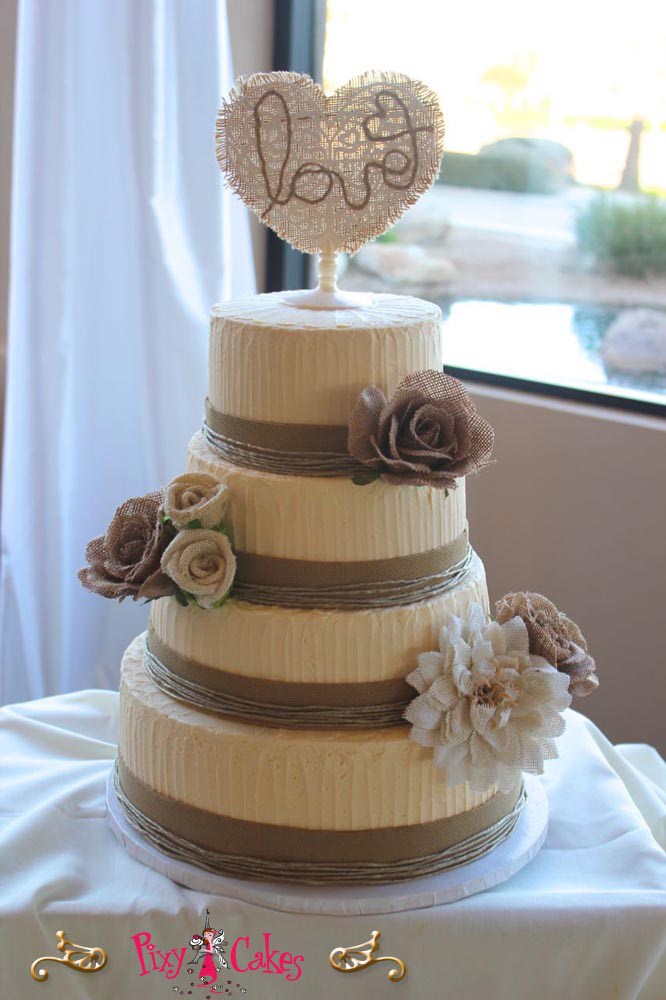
[601, 308, 666, 373]
[355, 243, 458, 287]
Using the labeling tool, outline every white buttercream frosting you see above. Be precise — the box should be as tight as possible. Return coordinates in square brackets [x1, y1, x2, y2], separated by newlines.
[209, 291, 442, 424]
[149, 552, 488, 685]
[119, 636, 495, 830]
[188, 432, 466, 561]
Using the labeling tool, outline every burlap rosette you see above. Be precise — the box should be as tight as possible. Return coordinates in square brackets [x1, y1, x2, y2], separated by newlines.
[349, 370, 495, 488]
[78, 492, 174, 602]
[495, 592, 598, 698]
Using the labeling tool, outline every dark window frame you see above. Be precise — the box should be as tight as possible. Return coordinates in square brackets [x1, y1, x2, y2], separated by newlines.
[267, 0, 666, 419]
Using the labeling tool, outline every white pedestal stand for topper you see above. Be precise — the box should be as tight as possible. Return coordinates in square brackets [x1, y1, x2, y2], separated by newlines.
[280, 251, 375, 310]
[106, 771, 548, 917]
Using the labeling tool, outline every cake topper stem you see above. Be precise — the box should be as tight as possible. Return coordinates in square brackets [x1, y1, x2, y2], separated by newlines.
[318, 251, 338, 293]
[280, 250, 374, 311]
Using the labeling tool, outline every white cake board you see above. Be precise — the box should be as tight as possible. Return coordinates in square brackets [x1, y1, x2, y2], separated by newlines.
[106, 769, 547, 916]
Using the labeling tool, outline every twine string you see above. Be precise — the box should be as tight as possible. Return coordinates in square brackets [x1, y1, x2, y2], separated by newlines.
[113, 761, 526, 886]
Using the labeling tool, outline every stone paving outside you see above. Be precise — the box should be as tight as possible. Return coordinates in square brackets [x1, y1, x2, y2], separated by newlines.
[342, 185, 666, 309]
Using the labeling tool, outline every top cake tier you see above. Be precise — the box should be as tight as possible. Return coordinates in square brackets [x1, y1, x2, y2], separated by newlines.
[209, 292, 442, 425]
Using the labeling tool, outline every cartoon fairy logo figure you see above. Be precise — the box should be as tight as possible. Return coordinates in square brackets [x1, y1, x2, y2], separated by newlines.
[187, 910, 228, 988]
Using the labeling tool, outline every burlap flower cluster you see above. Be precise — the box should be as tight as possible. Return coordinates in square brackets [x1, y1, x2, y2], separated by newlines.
[404, 603, 572, 794]
[78, 492, 175, 602]
[495, 592, 598, 698]
[348, 370, 494, 488]
[78, 473, 235, 610]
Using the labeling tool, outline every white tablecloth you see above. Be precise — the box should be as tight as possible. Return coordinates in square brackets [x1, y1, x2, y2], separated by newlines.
[1, 691, 665, 1000]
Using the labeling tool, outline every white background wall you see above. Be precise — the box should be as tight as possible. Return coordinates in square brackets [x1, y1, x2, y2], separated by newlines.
[0, 0, 17, 467]
[468, 385, 666, 753]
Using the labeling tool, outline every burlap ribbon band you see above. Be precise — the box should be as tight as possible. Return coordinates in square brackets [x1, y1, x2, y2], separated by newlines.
[204, 399, 361, 476]
[231, 531, 472, 609]
[145, 630, 413, 727]
[115, 757, 525, 884]
[206, 399, 349, 453]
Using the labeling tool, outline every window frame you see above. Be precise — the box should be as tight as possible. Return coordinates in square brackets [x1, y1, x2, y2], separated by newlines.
[267, 0, 666, 419]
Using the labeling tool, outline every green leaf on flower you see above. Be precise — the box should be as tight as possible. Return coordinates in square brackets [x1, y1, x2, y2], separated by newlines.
[172, 584, 189, 607]
[185, 518, 202, 530]
[211, 586, 233, 609]
[444, 488, 449, 498]
[351, 470, 380, 486]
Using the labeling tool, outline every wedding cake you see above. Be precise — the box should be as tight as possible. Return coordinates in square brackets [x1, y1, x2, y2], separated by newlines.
[82, 72, 598, 885]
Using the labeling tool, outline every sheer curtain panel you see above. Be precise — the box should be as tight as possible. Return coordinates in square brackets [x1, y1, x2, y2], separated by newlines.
[0, 0, 255, 703]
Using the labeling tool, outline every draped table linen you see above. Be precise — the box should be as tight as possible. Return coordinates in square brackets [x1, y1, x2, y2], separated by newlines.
[0, 691, 665, 1000]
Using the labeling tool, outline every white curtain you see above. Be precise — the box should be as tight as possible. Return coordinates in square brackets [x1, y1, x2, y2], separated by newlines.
[0, 0, 256, 704]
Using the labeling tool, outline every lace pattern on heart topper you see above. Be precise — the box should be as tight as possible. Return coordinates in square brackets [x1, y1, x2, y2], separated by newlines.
[215, 71, 446, 255]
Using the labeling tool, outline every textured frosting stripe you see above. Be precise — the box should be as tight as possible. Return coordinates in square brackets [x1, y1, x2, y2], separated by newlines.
[209, 291, 441, 424]
[115, 758, 522, 880]
[119, 636, 495, 830]
[148, 551, 488, 685]
[144, 632, 412, 728]
[188, 432, 466, 561]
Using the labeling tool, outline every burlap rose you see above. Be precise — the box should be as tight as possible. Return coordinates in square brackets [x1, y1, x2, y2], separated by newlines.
[164, 473, 229, 529]
[161, 529, 236, 609]
[495, 591, 598, 697]
[78, 492, 174, 601]
[348, 370, 494, 488]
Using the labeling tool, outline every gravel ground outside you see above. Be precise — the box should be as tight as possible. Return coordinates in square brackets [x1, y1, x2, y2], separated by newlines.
[341, 185, 666, 308]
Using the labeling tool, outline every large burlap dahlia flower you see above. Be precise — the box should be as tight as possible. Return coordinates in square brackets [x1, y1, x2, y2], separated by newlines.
[404, 603, 571, 793]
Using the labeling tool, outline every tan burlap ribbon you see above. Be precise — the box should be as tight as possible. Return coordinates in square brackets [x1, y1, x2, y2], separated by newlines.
[204, 400, 361, 477]
[114, 757, 525, 885]
[232, 532, 472, 609]
[145, 630, 412, 727]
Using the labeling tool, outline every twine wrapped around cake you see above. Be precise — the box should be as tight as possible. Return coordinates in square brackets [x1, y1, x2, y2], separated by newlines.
[231, 533, 472, 609]
[144, 632, 413, 728]
[204, 370, 495, 487]
[114, 758, 526, 885]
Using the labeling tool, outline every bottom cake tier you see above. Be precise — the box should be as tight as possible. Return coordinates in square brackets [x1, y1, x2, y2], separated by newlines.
[117, 635, 525, 884]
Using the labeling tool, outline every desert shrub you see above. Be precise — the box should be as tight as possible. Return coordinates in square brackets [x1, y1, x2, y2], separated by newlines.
[438, 150, 562, 194]
[576, 194, 666, 278]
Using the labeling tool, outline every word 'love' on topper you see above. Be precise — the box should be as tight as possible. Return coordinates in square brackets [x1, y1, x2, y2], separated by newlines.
[215, 71, 445, 308]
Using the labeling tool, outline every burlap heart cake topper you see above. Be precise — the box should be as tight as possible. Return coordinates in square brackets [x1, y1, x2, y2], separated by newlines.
[215, 71, 445, 256]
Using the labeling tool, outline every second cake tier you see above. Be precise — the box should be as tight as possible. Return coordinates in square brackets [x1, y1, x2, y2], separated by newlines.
[149, 432, 486, 702]
[188, 430, 466, 561]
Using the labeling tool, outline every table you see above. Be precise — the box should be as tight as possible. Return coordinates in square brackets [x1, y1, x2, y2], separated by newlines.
[1, 690, 665, 1000]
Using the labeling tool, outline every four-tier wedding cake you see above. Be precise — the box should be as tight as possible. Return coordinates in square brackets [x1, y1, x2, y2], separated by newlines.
[82, 72, 598, 885]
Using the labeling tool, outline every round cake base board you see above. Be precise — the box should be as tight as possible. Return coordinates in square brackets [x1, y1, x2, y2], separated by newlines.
[106, 770, 547, 916]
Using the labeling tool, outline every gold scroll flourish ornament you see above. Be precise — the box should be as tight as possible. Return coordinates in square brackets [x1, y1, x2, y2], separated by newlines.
[29, 929, 108, 983]
[329, 929, 406, 983]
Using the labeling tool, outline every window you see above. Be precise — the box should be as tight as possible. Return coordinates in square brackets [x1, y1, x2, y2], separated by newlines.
[312, 0, 666, 412]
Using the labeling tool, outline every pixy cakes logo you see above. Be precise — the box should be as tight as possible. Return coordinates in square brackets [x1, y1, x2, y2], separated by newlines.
[131, 909, 304, 995]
